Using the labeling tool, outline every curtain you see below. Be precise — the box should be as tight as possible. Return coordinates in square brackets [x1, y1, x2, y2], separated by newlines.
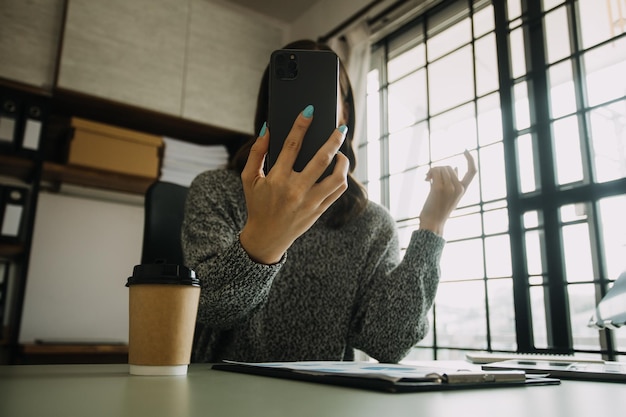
[328, 21, 371, 184]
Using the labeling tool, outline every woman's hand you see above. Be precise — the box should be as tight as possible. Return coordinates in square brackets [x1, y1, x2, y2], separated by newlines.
[419, 150, 477, 236]
[239, 106, 350, 264]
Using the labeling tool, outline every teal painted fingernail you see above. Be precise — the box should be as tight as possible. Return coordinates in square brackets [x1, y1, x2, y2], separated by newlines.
[338, 125, 348, 134]
[302, 105, 314, 118]
[258, 121, 267, 137]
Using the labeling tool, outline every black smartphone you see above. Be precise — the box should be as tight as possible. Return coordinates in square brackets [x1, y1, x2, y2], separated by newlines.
[265, 49, 343, 179]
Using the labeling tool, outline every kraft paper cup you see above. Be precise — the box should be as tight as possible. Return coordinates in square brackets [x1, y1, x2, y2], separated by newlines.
[126, 264, 200, 376]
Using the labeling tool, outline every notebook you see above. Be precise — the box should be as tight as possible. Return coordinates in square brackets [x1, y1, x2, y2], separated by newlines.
[482, 359, 626, 383]
[212, 361, 560, 393]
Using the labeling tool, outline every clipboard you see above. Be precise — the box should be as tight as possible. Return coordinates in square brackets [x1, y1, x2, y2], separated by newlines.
[212, 361, 560, 393]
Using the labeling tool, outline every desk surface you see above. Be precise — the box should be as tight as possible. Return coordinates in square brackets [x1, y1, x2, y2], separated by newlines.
[1, 363, 625, 417]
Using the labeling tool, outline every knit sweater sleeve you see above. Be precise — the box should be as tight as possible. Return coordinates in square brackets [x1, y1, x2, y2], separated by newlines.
[181, 170, 284, 329]
[348, 208, 445, 363]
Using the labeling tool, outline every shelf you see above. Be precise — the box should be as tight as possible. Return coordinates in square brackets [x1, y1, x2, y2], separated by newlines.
[21, 343, 128, 355]
[18, 343, 129, 365]
[42, 162, 155, 195]
[0, 154, 37, 182]
[0, 242, 25, 259]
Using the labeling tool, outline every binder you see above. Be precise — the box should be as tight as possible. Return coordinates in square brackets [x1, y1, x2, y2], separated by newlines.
[0, 186, 27, 242]
[212, 361, 560, 393]
[21, 102, 45, 152]
[0, 261, 8, 326]
[0, 96, 19, 148]
[0, 87, 48, 154]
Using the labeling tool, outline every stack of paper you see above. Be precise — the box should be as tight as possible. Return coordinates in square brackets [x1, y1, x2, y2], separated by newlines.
[160, 137, 229, 186]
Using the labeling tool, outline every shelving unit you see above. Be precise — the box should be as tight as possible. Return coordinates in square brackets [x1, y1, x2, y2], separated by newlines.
[41, 162, 155, 195]
[0, 77, 248, 365]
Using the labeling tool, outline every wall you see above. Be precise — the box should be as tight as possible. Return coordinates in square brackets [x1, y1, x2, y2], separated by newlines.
[287, 0, 373, 41]
[15, 0, 367, 345]
[20, 189, 144, 343]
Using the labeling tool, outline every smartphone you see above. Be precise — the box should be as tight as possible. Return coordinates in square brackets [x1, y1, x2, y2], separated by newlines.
[265, 49, 343, 179]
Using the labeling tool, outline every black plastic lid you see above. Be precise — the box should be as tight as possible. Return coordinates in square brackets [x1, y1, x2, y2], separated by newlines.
[126, 264, 199, 287]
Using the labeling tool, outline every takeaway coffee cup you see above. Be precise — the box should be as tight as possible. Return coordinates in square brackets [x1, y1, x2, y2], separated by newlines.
[126, 263, 200, 376]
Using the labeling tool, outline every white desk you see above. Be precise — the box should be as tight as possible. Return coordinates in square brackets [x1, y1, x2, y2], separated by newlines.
[0, 363, 624, 417]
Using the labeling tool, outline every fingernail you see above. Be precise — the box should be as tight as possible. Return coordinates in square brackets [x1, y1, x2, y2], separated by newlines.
[258, 121, 267, 137]
[302, 104, 314, 118]
[338, 125, 348, 135]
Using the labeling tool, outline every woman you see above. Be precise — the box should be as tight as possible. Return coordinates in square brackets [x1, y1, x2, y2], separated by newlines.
[182, 40, 476, 363]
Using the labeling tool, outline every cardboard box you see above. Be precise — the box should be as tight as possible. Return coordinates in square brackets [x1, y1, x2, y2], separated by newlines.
[68, 118, 163, 178]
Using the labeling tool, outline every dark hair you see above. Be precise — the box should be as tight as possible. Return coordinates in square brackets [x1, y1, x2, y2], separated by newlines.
[228, 39, 368, 228]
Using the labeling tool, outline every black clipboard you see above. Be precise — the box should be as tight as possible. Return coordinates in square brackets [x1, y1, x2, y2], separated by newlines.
[212, 361, 560, 393]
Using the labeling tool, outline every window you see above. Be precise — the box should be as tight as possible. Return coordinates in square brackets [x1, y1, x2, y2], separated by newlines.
[364, 0, 626, 361]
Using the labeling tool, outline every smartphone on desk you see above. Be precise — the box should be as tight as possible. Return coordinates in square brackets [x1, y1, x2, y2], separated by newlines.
[265, 49, 343, 180]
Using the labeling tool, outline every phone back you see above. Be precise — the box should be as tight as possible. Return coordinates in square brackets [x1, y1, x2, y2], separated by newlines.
[266, 49, 339, 176]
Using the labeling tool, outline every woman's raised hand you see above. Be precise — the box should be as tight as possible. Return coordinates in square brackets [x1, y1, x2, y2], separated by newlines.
[419, 150, 477, 236]
[239, 106, 349, 264]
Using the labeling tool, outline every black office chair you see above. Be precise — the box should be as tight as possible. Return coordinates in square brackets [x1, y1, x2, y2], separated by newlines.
[141, 180, 214, 362]
[141, 181, 189, 266]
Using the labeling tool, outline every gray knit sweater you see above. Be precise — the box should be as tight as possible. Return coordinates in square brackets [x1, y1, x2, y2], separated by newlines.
[182, 169, 444, 363]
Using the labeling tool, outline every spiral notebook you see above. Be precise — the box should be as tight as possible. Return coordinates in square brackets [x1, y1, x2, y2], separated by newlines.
[212, 361, 560, 393]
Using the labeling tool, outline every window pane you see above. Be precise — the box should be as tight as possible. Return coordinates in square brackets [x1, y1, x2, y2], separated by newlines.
[367, 140, 381, 202]
[388, 70, 427, 132]
[435, 281, 487, 349]
[479, 142, 507, 201]
[483, 207, 509, 235]
[510, 27, 526, 78]
[355, 144, 367, 184]
[388, 44, 425, 83]
[388, 166, 429, 220]
[583, 37, 626, 107]
[568, 283, 601, 350]
[525, 230, 544, 276]
[428, 19, 472, 62]
[562, 223, 594, 283]
[517, 134, 537, 193]
[508, 0, 522, 21]
[589, 100, 626, 183]
[488, 278, 517, 350]
[367, 68, 379, 94]
[441, 239, 485, 281]
[524, 210, 540, 229]
[398, 219, 420, 249]
[553, 115, 584, 185]
[444, 212, 482, 241]
[560, 203, 588, 223]
[473, 3, 494, 38]
[578, 0, 626, 49]
[366, 92, 380, 142]
[366, 179, 381, 205]
[388, 122, 429, 174]
[544, 6, 571, 63]
[428, 46, 474, 115]
[598, 196, 626, 280]
[475, 33, 499, 96]
[430, 103, 476, 161]
[542, 0, 564, 11]
[477, 93, 503, 145]
[513, 81, 531, 130]
[530, 285, 548, 348]
[548, 60, 577, 118]
[485, 234, 512, 277]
